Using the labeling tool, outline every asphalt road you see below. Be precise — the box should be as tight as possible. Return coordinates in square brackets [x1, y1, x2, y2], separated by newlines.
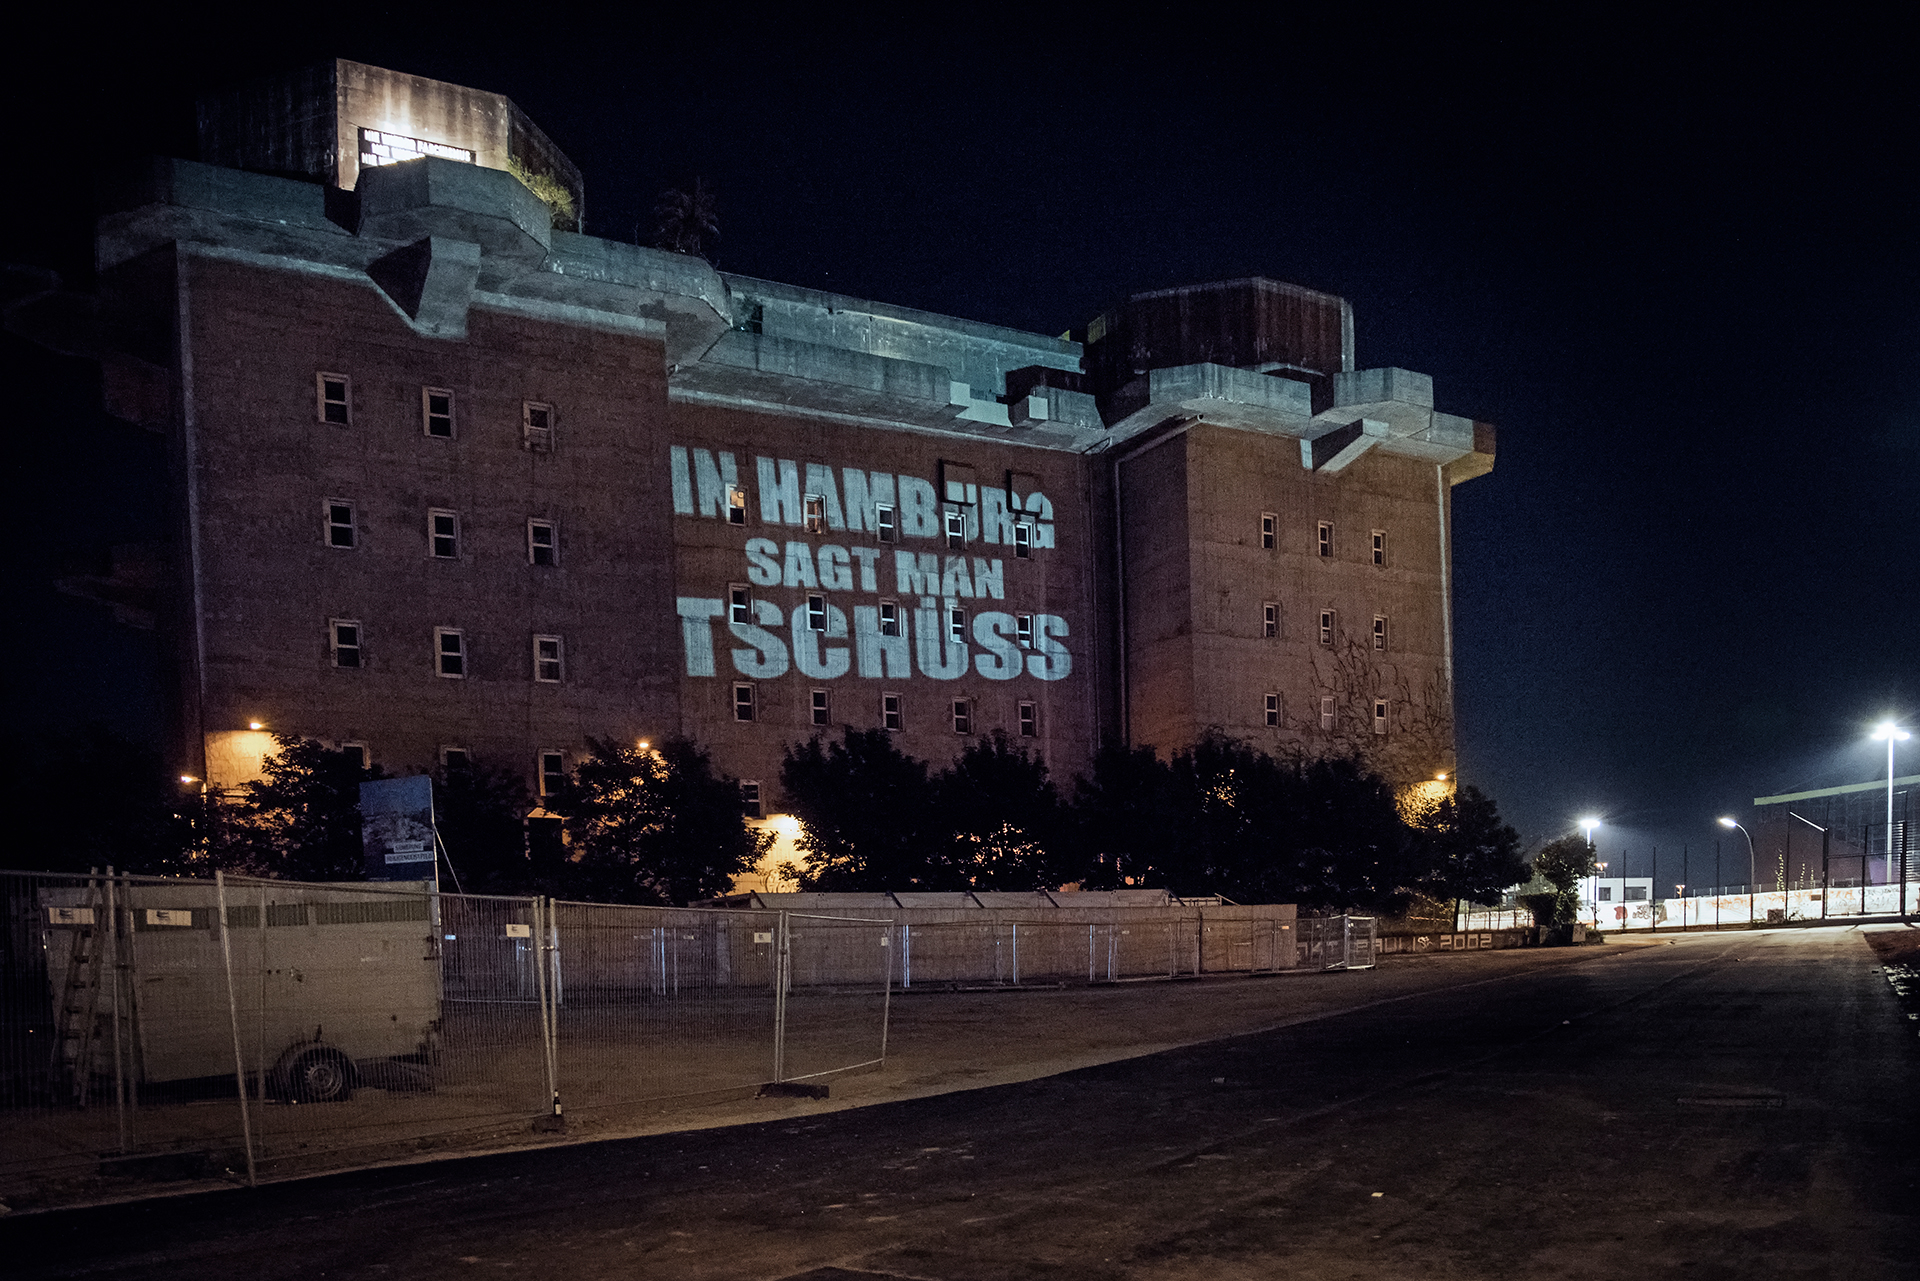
[7, 926, 1916, 1279]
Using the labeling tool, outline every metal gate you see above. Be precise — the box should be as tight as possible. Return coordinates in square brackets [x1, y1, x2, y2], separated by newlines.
[1297, 914, 1376, 970]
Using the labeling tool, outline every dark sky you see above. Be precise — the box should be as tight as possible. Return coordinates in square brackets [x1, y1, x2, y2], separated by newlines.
[7, 9, 1916, 869]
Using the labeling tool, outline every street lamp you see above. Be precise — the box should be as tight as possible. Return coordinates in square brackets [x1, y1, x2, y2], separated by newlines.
[1578, 818, 1601, 929]
[1719, 817, 1755, 927]
[1871, 721, 1909, 908]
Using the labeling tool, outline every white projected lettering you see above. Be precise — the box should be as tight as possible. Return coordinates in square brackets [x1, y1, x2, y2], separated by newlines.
[671, 447, 1071, 683]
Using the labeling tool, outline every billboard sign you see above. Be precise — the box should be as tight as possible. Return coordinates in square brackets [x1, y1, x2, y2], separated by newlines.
[360, 776, 436, 882]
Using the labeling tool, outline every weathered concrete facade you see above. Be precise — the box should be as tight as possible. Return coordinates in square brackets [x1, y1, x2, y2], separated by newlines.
[62, 62, 1495, 813]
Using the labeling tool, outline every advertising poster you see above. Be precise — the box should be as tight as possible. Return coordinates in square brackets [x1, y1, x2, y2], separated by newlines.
[359, 775, 437, 882]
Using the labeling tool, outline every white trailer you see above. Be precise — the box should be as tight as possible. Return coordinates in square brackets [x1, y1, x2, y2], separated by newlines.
[43, 878, 441, 1102]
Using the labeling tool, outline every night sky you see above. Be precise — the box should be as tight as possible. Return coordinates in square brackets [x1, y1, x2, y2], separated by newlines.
[6, 11, 1916, 874]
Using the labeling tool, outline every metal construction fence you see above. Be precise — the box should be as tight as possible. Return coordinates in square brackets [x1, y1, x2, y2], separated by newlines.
[1296, 914, 1376, 970]
[2, 870, 1319, 1207]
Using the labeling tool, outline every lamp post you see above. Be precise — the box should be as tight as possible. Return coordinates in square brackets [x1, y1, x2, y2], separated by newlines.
[1719, 818, 1755, 927]
[1578, 817, 1601, 930]
[1787, 811, 1829, 921]
[1870, 722, 1909, 909]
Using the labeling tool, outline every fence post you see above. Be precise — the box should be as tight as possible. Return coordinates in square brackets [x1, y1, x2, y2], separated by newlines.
[879, 923, 893, 1063]
[532, 896, 561, 1126]
[105, 869, 127, 1155]
[772, 911, 790, 1084]
[214, 871, 257, 1187]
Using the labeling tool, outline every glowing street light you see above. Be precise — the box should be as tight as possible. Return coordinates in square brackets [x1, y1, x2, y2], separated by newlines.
[1871, 721, 1909, 906]
[1719, 817, 1755, 927]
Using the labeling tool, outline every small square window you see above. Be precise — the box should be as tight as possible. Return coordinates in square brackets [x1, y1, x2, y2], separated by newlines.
[875, 503, 897, 543]
[1260, 512, 1276, 550]
[1013, 521, 1032, 559]
[1264, 693, 1280, 727]
[523, 401, 555, 453]
[804, 494, 826, 533]
[340, 742, 369, 769]
[326, 500, 356, 549]
[1373, 699, 1389, 736]
[879, 599, 901, 637]
[528, 519, 557, 566]
[435, 627, 465, 678]
[441, 746, 470, 769]
[1320, 694, 1335, 731]
[1598, 886, 1613, 902]
[947, 606, 967, 645]
[538, 750, 566, 797]
[811, 688, 830, 726]
[882, 692, 903, 732]
[807, 593, 828, 633]
[330, 619, 362, 669]
[1263, 602, 1278, 639]
[317, 373, 350, 425]
[1018, 700, 1037, 737]
[1318, 609, 1336, 646]
[740, 780, 763, 819]
[727, 487, 748, 525]
[733, 682, 756, 722]
[952, 698, 973, 734]
[423, 387, 454, 438]
[429, 509, 459, 559]
[1016, 613, 1033, 649]
[534, 634, 564, 682]
[730, 583, 751, 627]
[1372, 615, 1387, 651]
[1371, 529, 1386, 567]
[944, 509, 966, 549]
[1317, 521, 1334, 558]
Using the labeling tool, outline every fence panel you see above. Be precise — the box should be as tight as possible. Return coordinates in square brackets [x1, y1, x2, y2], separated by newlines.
[549, 902, 778, 1115]
[777, 914, 892, 1084]
[223, 881, 565, 1180]
[4, 872, 1300, 1208]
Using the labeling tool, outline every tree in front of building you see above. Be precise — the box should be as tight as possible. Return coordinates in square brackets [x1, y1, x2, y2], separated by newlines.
[556, 737, 769, 906]
[1068, 741, 1183, 890]
[2, 727, 199, 876]
[938, 731, 1067, 891]
[432, 758, 538, 895]
[1522, 833, 1597, 925]
[1407, 783, 1528, 907]
[781, 728, 950, 890]
[220, 735, 383, 881]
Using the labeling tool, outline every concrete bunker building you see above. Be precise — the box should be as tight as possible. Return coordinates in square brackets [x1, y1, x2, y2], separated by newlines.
[51, 60, 1497, 841]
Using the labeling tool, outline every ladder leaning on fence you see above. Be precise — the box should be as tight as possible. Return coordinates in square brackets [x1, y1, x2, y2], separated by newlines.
[50, 870, 110, 1104]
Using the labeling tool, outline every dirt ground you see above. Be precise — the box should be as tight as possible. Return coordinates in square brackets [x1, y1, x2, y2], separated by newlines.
[5, 939, 1670, 1211]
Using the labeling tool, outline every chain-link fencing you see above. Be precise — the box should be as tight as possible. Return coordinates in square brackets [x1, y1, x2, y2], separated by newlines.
[1296, 914, 1377, 970]
[4, 870, 1307, 1208]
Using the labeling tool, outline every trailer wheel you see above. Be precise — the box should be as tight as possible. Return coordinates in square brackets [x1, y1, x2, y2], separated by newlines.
[286, 1047, 354, 1103]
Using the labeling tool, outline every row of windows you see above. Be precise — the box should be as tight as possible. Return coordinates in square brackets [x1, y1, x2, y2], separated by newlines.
[329, 622, 563, 681]
[709, 486, 1038, 557]
[316, 374, 555, 452]
[731, 585, 1042, 646]
[1262, 605, 1391, 650]
[1261, 694, 1392, 735]
[728, 683, 1040, 737]
[326, 502, 559, 565]
[1259, 515, 1389, 565]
